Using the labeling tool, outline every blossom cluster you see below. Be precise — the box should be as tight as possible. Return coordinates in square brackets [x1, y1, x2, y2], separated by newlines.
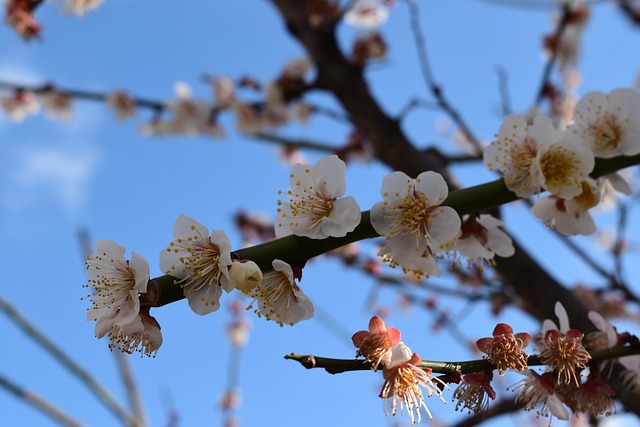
[351, 305, 639, 423]
[484, 88, 639, 236]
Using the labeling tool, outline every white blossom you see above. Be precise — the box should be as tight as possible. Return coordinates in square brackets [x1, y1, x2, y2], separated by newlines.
[243, 259, 313, 326]
[370, 170, 460, 278]
[1, 91, 40, 121]
[62, 0, 103, 15]
[106, 90, 136, 122]
[276, 155, 361, 239]
[454, 214, 515, 262]
[85, 240, 149, 334]
[565, 88, 640, 158]
[344, 0, 389, 29]
[159, 214, 235, 315]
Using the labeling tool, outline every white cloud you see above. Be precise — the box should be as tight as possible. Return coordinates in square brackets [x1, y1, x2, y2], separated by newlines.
[8, 144, 99, 213]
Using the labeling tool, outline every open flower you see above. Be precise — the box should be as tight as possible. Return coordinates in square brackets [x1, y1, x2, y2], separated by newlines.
[453, 371, 496, 415]
[483, 115, 546, 198]
[159, 214, 235, 315]
[454, 214, 515, 265]
[243, 260, 313, 326]
[276, 155, 361, 239]
[379, 352, 447, 424]
[532, 179, 602, 236]
[476, 323, 531, 375]
[344, 0, 389, 28]
[371, 170, 461, 278]
[85, 240, 149, 334]
[511, 370, 569, 420]
[352, 315, 401, 370]
[565, 88, 640, 158]
[97, 307, 163, 357]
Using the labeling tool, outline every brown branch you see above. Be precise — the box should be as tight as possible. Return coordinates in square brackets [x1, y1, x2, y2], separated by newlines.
[268, 0, 640, 417]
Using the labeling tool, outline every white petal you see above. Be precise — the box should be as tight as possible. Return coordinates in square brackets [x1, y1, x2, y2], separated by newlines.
[313, 155, 347, 197]
[186, 284, 223, 315]
[380, 171, 412, 204]
[414, 171, 449, 205]
[173, 214, 209, 240]
[129, 251, 150, 293]
[95, 240, 125, 261]
[428, 206, 461, 243]
[384, 342, 413, 369]
[555, 301, 570, 333]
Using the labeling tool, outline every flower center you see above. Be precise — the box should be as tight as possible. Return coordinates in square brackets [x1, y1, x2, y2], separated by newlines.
[539, 145, 578, 190]
[589, 115, 623, 153]
[180, 239, 222, 293]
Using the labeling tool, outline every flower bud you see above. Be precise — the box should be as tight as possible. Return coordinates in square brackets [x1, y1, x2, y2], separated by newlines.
[229, 260, 262, 291]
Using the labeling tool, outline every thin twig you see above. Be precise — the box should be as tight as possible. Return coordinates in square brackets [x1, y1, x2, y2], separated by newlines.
[253, 132, 337, 153]
[0, 373, 87, 427]
[0, 295, 138, 427]
[495, 65, 512, 116]
[533, 2, 572, 107]
[115, 353, 148, 427]
[406, 0, 483, 153]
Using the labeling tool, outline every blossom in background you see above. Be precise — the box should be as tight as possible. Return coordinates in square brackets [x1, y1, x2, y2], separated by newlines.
[85, 240, 149, 339]
[0, 90, 40, 121]
[476, 323, 531, 375]
[38, 88, 73, 121]
[564, 88, 640, 158]
[344, 0, 389, 29]
[570, 378, 616, 417]
[5, 0, 41, 41]
[586, 311, 618, 351]
[484, 116, 558, 198]
[452, 371, 496, 415]
[532, 178, 602, 236]
[352, 315, 401, 370]
[620, 355, 640, 394]
[352, 31, 387, 66]
[511, 370, 569, 420]
[379, 352, 447, 424]
[212, 76, 236, 110]
[62, 0, 103, 15]
[370, 170, 460, 278]
[106, 90, 136, 122]
[276, 155, 361, 239]
[454, 214, 515, 265]
[243, 259, 313, 326]
[159, 214, 235, 315]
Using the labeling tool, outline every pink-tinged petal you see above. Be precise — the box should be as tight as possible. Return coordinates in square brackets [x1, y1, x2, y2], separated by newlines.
[368, 315, 387, 334]
[541, 319, 558, 336]
[428, 206, 461, 243]
[114, 290, 140, 326]
[387, 327, 401, 345]
[515, 332, 532, 348]
[408, 353, 422, 366]
[493, 323, 514, 337]
[565, 329, 583, 341]
[476, 337, 492, 353]
[173, 214, 209, 240]
[313, 155, 347, 197]
[414, 171, 448, 205]
[129, 251, 150, 293]
[352, 330, 370, 347]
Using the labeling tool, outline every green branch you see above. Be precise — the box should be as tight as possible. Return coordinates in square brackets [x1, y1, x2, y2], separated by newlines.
[284, 346, 640, 375]
[146, 154, 640, 308]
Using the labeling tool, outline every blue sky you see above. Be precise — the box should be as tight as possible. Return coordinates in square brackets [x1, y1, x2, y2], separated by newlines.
[1, 1, 639, 426]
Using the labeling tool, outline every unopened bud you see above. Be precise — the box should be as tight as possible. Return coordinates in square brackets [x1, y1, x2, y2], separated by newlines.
[229, 260, 262, 291]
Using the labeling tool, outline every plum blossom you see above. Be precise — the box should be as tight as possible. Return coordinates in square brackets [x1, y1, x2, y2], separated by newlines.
[484, 115, 593, 198]
[476, 323, 531, 375]
[38, 88, 73, 122]
[564, 88, 640, 158]
[97, 307, 163, 357]
[538, 302, 591, 387]
[85, 240, 149, 335]
[344, 0, 389, 29]
[379, 352, 447, 424]
[620, 355, 640, 394]
[454, 214, 515, 266]
[106, 90, 136, 122]
[212, 76, 236, 109]
[532, 178, 602, 236]
[159, 215, 235, 315]
[511, 370, 569, 420]
[228, 260, 262, 291]
[484, 115, 546, 198]
[352, 315, 401, 370]
[276, 155, 361, 239]
[62, 0, 103, 15]
[370, 170, 461, 278]
[453, 371, 496, 415]
[0, 90, 40, 121]
[243, 260, 313, 326]
[5, 0, 41, 41]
